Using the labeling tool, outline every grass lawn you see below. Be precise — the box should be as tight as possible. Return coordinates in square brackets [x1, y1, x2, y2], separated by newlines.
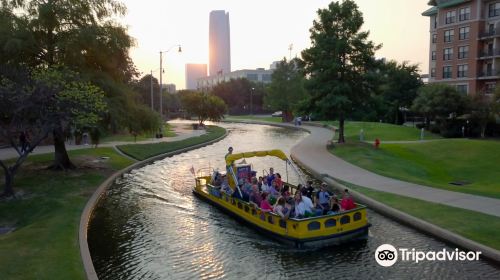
[344, 183, 500, 250]
[118, 125, 227, 160]
[0, 148, 134, 280]
[100, 123, 176, 143]
[322, 121, 442, 141]
[226, 115, 284, 123]
[331, 139, 500, 199]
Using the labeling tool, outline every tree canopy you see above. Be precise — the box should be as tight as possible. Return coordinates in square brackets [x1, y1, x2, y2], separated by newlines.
[300, 0, 380, 143]
[180, 91, 227, 125]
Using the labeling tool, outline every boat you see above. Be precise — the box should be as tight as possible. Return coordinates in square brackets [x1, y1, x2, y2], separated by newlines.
[192, 149, 370, 248]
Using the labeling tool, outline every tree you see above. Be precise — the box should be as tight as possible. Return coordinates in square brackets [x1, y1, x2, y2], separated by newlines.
[1, 0, 137, 168]
[470, 92, 499, 138]
[265, 58, 307, 122]
[180, 92, 227, 125]
[411, 83, 468, 128]
[300, 0, 380, 143]
[126, 105, 161, 142]
[0, 66, 106, 195]
[378, 61, 423, 124]
[211, 78, 265, 114]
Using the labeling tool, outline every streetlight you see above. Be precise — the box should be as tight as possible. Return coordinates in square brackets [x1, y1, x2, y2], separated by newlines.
[250, 87, 255, 115]
[150, 68, 163, 111]
[159, 44, 182, 123]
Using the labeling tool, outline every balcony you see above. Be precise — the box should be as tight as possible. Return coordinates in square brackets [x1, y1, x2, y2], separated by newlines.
[479, 29, 500, 39]
[478, 48, 500, 59]
[477, 69, 500, 79]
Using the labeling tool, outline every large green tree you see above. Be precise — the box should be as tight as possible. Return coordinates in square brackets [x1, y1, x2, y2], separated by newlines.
[300, 0, 380, 143]
[180, 91, 227, 125]
[1, 0, 137, 169]
[211, 78, 265, 115]
[378, 60, 423, 124]
[265, 58, 307, 122]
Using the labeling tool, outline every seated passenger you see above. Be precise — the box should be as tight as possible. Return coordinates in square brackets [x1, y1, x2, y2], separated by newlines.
[221, 177, 233, 195]
[293, 192, 307, 218]
[213, 172, 223, 187]
[267, 167, 275, 186]
[301, 188, 321, 216]
[257, 176, 264, 191]
[275, 173, 283, 188]
[249, 185, 262, 205]
[261, 175, 270, 193]
[340, 189, 356, 211]
[327, 196, 340, 215]
[281, 185, 291, 200]
[273, 197, 290, 219]
[260, 193, 273, 212]
[316, 183, 331, 214]
[305, 181, 315, 199]
[268, 180, 280, 197]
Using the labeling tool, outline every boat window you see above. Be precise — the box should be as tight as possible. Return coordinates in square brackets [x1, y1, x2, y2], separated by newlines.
[237, 202, 243, 209]
[267, 216, 274, 224]
[231, 198, 236, 205]
[340, 215, 350, 225]
[244, 205, 250, 213]
[325, 218, 336, 228]
[308, 221, 321, 231]
[279, 219, 287, 229]
[353, 212, 362, 221]
[251, 209, 257, 216]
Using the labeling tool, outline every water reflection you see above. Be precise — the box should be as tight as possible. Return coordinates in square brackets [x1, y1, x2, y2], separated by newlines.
[88, 123, 500, 279]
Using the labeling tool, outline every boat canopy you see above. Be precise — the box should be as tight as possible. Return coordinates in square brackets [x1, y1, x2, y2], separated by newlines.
[225, 149, 289, 165]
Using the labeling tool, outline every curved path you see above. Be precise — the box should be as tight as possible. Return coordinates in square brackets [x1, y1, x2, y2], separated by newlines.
[290, 124, 500, 218]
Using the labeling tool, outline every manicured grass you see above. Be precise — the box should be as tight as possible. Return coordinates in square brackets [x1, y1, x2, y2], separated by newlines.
[100, 123, 176, 143]
[344, 183, 500, 250]
[118, 125, 227, 160]
[226, 115, 284, 123]
[331, 139, 500, 199]
[0, 148, 134, 280]
[322, 121, 442, 141]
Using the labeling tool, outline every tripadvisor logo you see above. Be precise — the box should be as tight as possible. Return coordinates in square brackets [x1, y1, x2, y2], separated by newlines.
[374, 244, 482, 267]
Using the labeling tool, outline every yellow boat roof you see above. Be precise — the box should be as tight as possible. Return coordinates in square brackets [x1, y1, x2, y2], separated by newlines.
[225, 149, 289, 165]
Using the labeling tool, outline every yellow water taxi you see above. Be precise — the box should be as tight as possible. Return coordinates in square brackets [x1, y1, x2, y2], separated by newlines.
[192, 149, 370, 248]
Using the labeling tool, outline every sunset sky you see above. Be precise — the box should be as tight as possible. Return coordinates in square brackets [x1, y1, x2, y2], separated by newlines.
[119, 0, 431, 89]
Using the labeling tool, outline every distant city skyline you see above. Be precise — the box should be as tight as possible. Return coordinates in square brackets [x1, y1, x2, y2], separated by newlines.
[119, 0, 430, 89]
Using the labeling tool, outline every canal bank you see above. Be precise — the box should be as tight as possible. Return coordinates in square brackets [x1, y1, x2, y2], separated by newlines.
[225, 119, 500, 264]
[79, 126, 228, 280]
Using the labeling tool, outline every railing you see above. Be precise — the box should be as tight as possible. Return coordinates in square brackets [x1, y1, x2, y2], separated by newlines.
[478, 69, 500, 77]
[478, 49, 500, 57]
[479, 30, 497, 38]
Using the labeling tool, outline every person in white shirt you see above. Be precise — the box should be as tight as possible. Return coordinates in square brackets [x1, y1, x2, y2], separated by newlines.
[301, 189, 322, 216]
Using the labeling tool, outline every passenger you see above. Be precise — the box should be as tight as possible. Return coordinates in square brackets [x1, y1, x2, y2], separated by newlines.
[327, 196, 340, 215]
[268, 180, 280, 197]
[261, 175, 270, 193]
[257, 176, 264, 191]
[225, 146, 233, 159]
[266, 167, 275, 186]
[316, 183, 331, 214]
[273, 197, 290, 219]
[293, 192, 307, 218]
[281, 184, 291, 200]
[213, 172, 223, 187]
[305, 180, 314, 198]
[249, 185, 262, 205]
[221, 176, 233, 195]
[340, 189, 356, 211]
[275, 173, 283, 188]
[260, 193, 273, 212]
[301, 188, 321, 216]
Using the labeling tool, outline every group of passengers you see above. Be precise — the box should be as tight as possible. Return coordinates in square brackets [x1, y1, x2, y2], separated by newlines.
[212, 166, 356, 220]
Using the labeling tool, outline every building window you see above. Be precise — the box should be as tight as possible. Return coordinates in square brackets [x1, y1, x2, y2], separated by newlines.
[457, 64, 468, 77]
[432, 51, 436, 60]
[444, 29, 454, 42]
[443, 66, 452, 79]
[443, 48, 453, 60]
[445, 11, 456, 24]
[246, 73, 258, 81]
[459, 26, 470, 40]
[433, 16, 437, 29]
[459, 7, 471, 21]
[456, 85, 468, 94]
[489, 3, 500, 17]
[431, 68, 436, 78]
[262, 74, 271, 82]
[432, 34, 437, 43]
[458, 46, 469, 59]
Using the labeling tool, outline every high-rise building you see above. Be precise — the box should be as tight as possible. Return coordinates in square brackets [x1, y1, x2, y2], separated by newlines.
[209, 10, 231, 76]
[185, 63, 207, 90]
[423, 0, 500, 95]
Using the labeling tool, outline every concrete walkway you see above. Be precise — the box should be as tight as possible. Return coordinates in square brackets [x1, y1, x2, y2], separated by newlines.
[0, 123, 206, 161]
[288, 124, 500, 218]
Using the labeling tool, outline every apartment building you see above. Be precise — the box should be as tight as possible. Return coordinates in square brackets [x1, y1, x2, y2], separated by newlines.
[423, 0, 500, 95]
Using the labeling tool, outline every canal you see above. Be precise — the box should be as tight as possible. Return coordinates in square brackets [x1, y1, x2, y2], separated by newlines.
[88, 122, 500, 279]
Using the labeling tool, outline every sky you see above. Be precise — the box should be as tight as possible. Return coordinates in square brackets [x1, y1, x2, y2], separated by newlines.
[119, 0, 431, 89]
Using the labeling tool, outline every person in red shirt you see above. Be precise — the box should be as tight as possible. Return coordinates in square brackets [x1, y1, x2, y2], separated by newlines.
[340, 189, 356, 211]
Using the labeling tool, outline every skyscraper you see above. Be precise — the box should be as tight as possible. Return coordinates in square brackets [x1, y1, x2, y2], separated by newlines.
[209, 10, 231, 76]
[185, 63, 207, 90]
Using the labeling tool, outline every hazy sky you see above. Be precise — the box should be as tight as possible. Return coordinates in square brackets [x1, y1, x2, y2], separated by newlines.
[119, 0, 430, 89]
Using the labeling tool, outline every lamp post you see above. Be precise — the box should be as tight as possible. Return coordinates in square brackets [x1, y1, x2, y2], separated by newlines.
[250, 87, 255, 115]
[149, 68, 164, 112]
[159, 44, 182, 123]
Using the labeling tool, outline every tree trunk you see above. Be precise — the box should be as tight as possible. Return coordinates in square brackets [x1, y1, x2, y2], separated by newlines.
[50, 126, 75, 170]
[1, 168, 14, 197]
[338, 114, 346, 143]
[481, 123, 486, 138]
